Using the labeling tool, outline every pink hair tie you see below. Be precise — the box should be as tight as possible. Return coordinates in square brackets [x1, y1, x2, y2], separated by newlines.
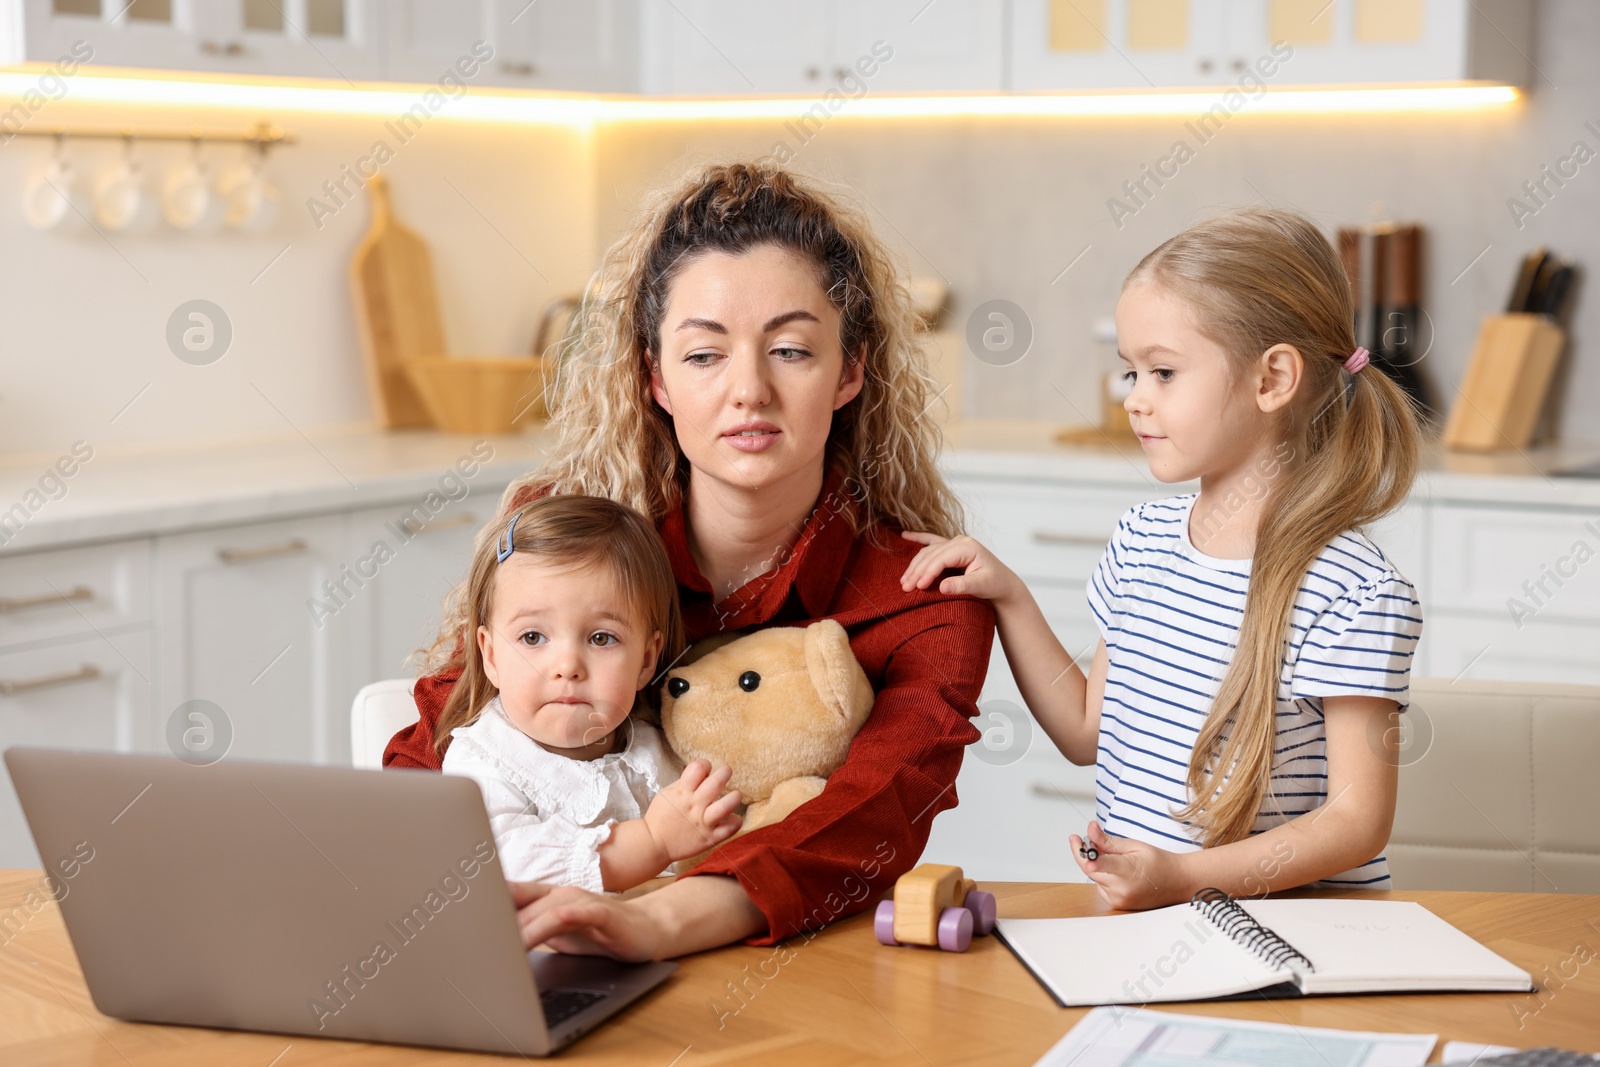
[1343, 347, 1370, 374]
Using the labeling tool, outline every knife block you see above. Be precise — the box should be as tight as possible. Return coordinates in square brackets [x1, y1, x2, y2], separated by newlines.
[1442, 313, 1566, 452]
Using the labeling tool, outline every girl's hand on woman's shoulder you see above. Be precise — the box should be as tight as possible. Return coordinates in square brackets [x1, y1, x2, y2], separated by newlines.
[899, 531, 1023, 604]
[1071, 821, 1192, 911]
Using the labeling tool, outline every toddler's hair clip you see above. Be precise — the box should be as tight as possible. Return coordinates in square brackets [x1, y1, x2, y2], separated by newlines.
[495, 512, 520, 563]
[1342, 347, 1370, 374]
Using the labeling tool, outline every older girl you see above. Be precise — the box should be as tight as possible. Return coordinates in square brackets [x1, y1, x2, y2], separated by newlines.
[902, 208, 1422, 909]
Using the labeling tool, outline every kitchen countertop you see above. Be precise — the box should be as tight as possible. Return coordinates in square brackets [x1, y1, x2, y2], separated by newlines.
[1, 420, 1597, 557]
[941, 419, 1600, 509]
[0, 426, 552, 556]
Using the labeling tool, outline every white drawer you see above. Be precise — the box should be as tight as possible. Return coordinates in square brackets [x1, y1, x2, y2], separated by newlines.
[0, 541, 152, 650]
[0, 629, 154, 868]
[923, 719, 1095, 883]
[1364, 500, 1429, 604]
[1431, 504, 1600, 620]
[954, 479, 1147, 584]
[1427, 612, 1600, 687]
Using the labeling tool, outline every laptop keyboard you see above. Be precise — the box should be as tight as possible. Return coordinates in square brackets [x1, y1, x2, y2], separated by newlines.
[540, 987, 607, 1027]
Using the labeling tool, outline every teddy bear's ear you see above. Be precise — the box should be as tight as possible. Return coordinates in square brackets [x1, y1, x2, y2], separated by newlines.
[803, 619, 871, 722]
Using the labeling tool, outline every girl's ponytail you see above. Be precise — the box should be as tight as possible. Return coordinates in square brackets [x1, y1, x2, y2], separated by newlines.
[1126, 208, 1422, 847]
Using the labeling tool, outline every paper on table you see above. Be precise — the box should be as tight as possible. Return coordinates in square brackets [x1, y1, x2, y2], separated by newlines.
[1032, 1007, 1437, 1067]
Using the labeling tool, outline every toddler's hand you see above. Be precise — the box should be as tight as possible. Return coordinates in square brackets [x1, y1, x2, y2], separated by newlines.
[645, 760, 743, 864]
[899, 531, 1022, 603]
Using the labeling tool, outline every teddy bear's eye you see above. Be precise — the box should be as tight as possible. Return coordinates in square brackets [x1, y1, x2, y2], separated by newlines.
[738, 670, 761, 692]
[667, 677, 690, 698]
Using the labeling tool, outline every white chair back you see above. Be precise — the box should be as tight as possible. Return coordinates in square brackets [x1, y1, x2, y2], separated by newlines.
[350, 679, 419, 769]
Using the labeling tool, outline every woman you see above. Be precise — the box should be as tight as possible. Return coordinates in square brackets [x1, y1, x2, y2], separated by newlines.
[385, 162, 996, 960]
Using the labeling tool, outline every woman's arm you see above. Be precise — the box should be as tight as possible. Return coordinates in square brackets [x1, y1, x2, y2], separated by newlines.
[1069, 696, 1401, 909]
[512, 875, 764, 960]
[901, 532, 1097, 762]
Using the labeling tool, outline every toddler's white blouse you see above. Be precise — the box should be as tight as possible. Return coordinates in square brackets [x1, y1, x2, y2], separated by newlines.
[440, 695, 683, 893]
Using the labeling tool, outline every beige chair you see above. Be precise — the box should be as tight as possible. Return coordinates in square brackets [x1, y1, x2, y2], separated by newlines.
[349, 679, 419, 770]
[1388, 679, 1600, 893]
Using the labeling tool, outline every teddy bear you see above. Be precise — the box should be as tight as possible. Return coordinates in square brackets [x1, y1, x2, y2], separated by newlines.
[658, 619, 874, 837]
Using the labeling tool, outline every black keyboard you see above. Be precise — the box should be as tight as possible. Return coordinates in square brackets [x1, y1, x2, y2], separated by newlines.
[540, 987, 607, 1027]
[1475, 1051, 1598, 1066]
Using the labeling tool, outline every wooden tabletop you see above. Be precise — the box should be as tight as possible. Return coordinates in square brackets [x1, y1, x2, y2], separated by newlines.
[2, 870, 1597, 1066]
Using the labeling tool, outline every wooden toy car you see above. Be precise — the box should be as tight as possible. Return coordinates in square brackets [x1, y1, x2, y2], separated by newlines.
[874, 863, 996, 952]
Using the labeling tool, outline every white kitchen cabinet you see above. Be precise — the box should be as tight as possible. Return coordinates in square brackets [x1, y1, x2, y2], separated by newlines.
[13, 0, 387, 79]
[343, 497, 486, 685]
[385, 0, 638, 91]
[643, 0, 1001, 96]
[1010, 0, 1232, 90]
[1431, 502, 1600, 620]
[1008, 0, 1533, 91]
[644, 0, 830, 94]
[829, 0, 1002, 93]
[155, 513, 351, 766]
[0, 631, 153, 868]
[490, 0, 638, 91]
[1223, 0, 1532, 88]
[0, 540, 151, 652]
[380, 0, 486, 82]
[1426, 614, 1600, 687]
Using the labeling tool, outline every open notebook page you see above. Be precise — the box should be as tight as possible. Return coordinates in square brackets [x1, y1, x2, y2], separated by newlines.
[996, 907, 1293, 1007]
[1240, 900, 1533, 995]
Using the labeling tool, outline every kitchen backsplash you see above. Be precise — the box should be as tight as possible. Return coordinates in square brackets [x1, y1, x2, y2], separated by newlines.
[0, 98, 596, 456]
[3, 0, 1598, 458]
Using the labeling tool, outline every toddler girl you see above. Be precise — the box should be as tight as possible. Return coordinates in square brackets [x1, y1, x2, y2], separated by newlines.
[901, 208, 1422, 909]
[436, 494, 742, 892]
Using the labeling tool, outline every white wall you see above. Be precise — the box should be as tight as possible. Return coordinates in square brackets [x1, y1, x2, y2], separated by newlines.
[0, 95, 595, 458]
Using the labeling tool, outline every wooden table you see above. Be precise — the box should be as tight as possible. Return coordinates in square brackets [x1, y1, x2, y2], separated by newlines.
[3, 871, 1597, 1065]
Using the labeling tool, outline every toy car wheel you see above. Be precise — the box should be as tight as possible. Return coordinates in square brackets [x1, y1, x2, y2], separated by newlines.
[874, 900, 898, 945]
[936, 906, 973, 952]
[963, 889, 997, 935]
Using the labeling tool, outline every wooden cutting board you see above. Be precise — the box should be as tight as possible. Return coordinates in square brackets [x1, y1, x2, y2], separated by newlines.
[348, 174, 442, 428]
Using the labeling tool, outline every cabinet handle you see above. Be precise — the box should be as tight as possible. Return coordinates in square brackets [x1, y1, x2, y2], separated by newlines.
[200, 40, 245, 56]
[1197, 57, 1214, 74]
[0, 585, 93, 614]
[1230, 57, 1247, 72]
[1030, 530, 1105, 547]
[804, 65, 821, 80]
[501, 60, 536, 76]
[217, 539, 308, 564]
[416, 512, 479, 534]
[0, 664, 101, 697]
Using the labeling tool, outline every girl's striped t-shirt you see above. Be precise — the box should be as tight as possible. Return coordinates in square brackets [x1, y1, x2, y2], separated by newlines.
[1085, 493, 1423, 889]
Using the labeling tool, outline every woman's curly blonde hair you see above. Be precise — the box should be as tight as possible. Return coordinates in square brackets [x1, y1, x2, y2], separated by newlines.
[424, 161, 964, 679]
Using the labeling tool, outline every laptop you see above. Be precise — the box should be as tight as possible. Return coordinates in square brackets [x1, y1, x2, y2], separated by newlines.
[4, 747, 677, 1056]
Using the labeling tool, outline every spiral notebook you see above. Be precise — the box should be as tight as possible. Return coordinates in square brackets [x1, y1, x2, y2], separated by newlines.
[995, 889, 1533, 1007]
